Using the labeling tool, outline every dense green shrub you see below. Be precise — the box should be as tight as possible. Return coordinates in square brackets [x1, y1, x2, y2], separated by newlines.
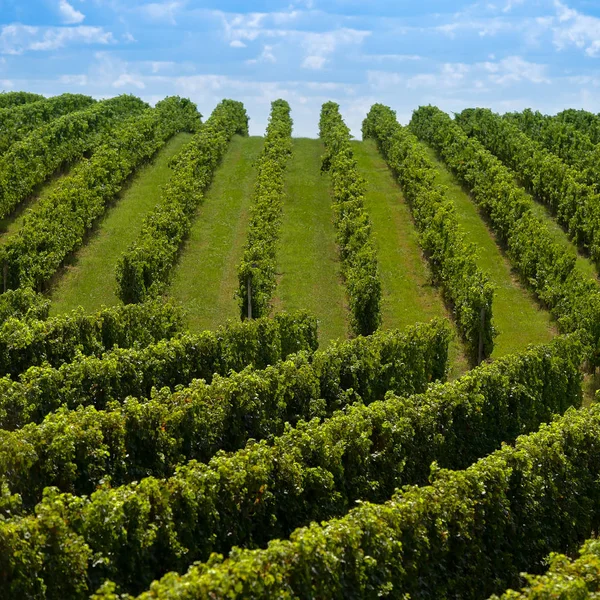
[504, 108, 600, 190]
[411, 105, 600, 367]
[363, 103, 495, 362]
[0, 299, 183, 379]
[117, 99, 247, 303]
[0, 94, 147, 219]
[320, 101, 382, 335]
[490, 538, 600, 598]
[0, 91, 44, 108]
[0, 334, 581, 598]
[0, 310, 317, 429]
[0, 288, 50, 323]
[0, 319, 449, 507]
[237, 99, 292, 318]
[556, 108, 600, 145]
[0, 93, 95, 154]
[457, 108, 600, 265]
[0, 97, 199, 290]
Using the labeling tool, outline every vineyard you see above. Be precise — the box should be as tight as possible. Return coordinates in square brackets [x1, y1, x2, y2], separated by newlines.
[1, 89, 600, 598]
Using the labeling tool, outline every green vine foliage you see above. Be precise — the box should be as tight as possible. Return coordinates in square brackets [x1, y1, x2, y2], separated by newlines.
[116, 99, 248, 304]
[504, 108, 600, 190]
[456, 108, 600, 266]
[0, 334, 581, 598]
[363, 103, 495, 362]
[0, 298, 183, 380]
[0, 310, 317, 430]
[490, 538, 600, 599]
[556, 108, 600, 145]
[0, 319, 449, 508]
[319, 101, 382, 336]
[0, 288, 50, 323]
[410, 105, 600, 368]
[0, 93, 96, 154]
[237, 99, 293, 319]
[107, 379, 600, 600]
[0, 97, 200, 292]
[0, 94, 147, 220]
[0, 91, 44, 108]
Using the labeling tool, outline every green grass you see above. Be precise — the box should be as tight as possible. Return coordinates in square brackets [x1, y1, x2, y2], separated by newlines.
[420, 143, 557, 358]
[169, 135, 264, 332]
[273, 138, 349, 345]
[353, 140, 468, 376]
[49, 133, 193, 315]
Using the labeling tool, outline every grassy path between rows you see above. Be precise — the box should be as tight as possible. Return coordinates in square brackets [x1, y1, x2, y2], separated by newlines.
[273, 138, 348, 346]
[49, 133, 193, 315]
[420, 143, 557, 357]
[169, 135, 263, 332]
[353, 140, 468, 376]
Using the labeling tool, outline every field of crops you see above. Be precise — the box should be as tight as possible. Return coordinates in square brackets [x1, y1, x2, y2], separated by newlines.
[1, 89, 600, 598]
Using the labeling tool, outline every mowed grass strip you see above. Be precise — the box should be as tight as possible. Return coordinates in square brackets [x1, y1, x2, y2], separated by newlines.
[353, 140, 468, 376]
[170, 135, 264, 332]
[273, 138, 348, 345]
[420, 143, 557, 358]
[49, 133, 193, 315]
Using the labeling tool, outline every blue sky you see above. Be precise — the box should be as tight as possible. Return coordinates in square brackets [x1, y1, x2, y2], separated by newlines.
[0, 0, 599, 136]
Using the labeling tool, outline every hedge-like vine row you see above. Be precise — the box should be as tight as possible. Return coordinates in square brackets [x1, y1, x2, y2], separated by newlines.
[0, 299, 183, 379]
[0, 91, 44, 108]
[0, 93, 95, 154]
[504, 108, 600, 189]
[0, 319, 450, 508]
[490, 538, 600, 598]
[411, 106, 600, 367]
[0, 310, 317, 430]
[363, 103, 495, 362]
[319, 101, 382, 335]
[457, 108, 600, 265]
[0, 288, 49, 323]
[556, 108, 600, 145]
[0, 94, 147, 220]
[116, 99, 248, 304]
[0, 334, 581, 598]
[107, 373, 598, 600]
[0, 96, 200, 291]
[236, 99, 292, 318]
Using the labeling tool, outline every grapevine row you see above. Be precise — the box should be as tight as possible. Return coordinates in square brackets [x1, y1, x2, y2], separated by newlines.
[0, 299, 182, 379]
[320, 101, 382, 335]
[457, 108, 600, 265]
[504, 108, 600, 189]
[0, 310, 317, 429]
[0, 335, 581, 598]
[237, 99, 293, 318]
[0, 92, 95, 154]
[0, 288, 49, 323]
[363, 103, 495, 362]
[0, 96, 200, 291]
[556, 108, 600, 145]
[0, 94, 147, 220]
[410, 106, 600, 367]
[117, 99, 248, 303]
[0, 91, 43, 108]
[111, 367, 597, 600]
[0, 319, 449, 508]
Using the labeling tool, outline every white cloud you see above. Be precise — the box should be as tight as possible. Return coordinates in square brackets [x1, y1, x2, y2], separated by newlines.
[302, 55, 326, 70]
[0, 24, 113, 54]
[247, 44, 276, 64]
[113, 73, 145, 89]
[230, 40, 246, 48]
[122, 32, 136, 43]
[59, 74, 88, 85]
[58, 0, 85, 24]
[139, 1, 185, 25]
[482, 55, 550, 84]
[552, 0, 600, 56]
[0, 79, 14, 89]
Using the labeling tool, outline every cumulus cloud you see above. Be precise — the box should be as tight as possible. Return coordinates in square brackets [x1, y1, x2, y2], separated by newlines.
[552, 0, 600, 56]
[139, 2, 185, 25]
[0, 24, 113, 54]
[58, 0, 85, 24]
